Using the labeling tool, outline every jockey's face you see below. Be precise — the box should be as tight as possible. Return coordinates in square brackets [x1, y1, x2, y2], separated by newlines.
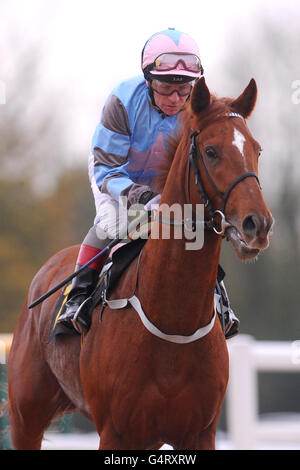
[149, 80, 191, 116]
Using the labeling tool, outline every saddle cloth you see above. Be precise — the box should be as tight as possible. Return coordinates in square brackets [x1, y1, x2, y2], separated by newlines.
[48, 238, 147, 340]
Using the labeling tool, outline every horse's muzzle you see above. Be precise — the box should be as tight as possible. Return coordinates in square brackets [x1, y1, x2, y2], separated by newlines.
[225, 212, 274, 261]
[242, 211, 274, 248]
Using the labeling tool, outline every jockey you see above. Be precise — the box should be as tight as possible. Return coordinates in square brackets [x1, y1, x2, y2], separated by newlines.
[58, 28, 238, 338]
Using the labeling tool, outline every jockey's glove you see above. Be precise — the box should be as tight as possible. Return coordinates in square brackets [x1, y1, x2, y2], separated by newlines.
[139, 191, 161, 211]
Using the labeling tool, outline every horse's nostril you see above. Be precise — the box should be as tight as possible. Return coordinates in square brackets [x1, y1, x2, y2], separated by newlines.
[242, 215, 257, 236]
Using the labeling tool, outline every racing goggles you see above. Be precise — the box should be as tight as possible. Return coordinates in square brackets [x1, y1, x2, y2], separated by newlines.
[152, 79, 194, 97]
[153, 53, 203, 73]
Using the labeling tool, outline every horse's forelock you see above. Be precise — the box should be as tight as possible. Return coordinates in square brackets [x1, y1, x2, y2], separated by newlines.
[189, 95, 234, 131]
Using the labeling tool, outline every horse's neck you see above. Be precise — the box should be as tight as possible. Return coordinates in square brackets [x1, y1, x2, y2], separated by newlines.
[138, 229, 221, 335]
[137, 155, 222, 334]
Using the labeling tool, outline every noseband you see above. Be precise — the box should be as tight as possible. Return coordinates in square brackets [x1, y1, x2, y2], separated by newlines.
[187, 121, 261, 235]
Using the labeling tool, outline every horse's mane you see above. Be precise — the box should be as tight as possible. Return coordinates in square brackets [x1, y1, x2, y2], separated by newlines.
[155, 95, 233, 193]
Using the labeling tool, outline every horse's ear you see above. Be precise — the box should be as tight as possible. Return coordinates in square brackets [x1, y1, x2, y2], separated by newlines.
[231, 78, 257, 119]
[191, 77, 211, 114]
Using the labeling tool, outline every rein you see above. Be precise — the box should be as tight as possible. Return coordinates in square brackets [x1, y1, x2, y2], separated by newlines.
[158, 113, 261, 236]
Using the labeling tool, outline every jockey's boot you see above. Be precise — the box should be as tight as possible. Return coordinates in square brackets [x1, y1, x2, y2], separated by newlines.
[216, 278, 240, 339]
[57, 244, 108, 334]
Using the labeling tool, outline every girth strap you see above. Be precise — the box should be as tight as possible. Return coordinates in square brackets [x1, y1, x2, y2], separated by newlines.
[104, 293, 218, 344]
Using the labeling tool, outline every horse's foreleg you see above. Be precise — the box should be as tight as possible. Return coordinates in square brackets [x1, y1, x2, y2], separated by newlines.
[98, 426, 125, 450]
[99, 425, 164, 450]
[195, 407, 223, 450]
[98, 422, 157, 450]
[172, 413, 220, 450]
[172, 431, 215, 451]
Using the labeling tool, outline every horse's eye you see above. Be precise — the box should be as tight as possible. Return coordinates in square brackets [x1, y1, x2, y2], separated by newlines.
[205, 146, 218, 160]
[258, 148, 263, 158]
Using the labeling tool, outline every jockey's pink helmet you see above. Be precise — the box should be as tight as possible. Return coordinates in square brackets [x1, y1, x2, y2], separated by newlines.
[142, 28, 203, 82]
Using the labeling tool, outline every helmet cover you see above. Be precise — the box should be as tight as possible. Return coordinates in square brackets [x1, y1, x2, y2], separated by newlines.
[142, 28, 203, 81]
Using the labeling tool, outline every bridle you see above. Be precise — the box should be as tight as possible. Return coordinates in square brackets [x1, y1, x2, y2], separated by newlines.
[157, 112, 261, 235]
[187, 120, 261, 235]
[157, 112, 260, 236]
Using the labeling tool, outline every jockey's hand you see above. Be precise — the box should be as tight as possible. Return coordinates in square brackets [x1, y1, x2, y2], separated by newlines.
[139, 191, 161, 211]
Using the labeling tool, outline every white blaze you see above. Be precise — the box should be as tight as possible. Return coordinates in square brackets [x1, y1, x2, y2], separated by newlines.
[232, 127, 246, 158]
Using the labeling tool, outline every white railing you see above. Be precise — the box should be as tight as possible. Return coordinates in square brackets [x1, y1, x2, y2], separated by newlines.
[0, 334, 12, 365]
[226, 335, 300, 450]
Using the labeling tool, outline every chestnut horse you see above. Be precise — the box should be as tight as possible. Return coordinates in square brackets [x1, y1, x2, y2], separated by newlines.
[7, 77, 273, 450]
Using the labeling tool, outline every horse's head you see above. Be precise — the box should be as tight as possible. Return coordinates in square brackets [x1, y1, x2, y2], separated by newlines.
[188, 77, 274, 260]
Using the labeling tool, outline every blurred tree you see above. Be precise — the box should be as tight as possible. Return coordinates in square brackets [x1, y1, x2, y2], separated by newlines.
[0, 19, 94, 331]
[217, 13, 300, 342]
[0, 171, 94, 332]
[216, 12, 300, 421]
[0, 45, 68, 194]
